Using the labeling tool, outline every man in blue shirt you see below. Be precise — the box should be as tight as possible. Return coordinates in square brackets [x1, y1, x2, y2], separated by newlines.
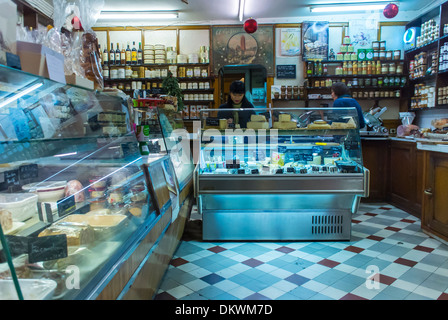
[331, 82, 366, 129]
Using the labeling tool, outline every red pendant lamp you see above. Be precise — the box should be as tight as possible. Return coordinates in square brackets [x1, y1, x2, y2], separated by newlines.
[383, 3, 399, 19]
[244, 18, 258, 34]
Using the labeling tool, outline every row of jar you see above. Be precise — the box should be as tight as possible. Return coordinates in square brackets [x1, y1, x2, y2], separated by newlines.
[183, 105, 210, 119]
[352, 90, 401, 99]
[104, 65, 209, 80]
[179, 82, 211, 90]
[414, 84, 435, 97]
[183, 93, 214, 101]
[335, 50, 401, 62]
[411, 96, 436, 109]
[334, 61, 404, 76]
[310, 76, 406, 88]
[107, 81, 163, 91]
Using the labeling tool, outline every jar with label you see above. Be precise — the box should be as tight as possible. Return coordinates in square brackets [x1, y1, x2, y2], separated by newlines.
[369, 91, 374, 98]
[396, 63, 403, 74]
[385, 91, 390, 98]
[343, 36, 351, 44]
[125, 83, 131, 91]
[364, 91, 369, 98]
[201, 68, 208, 77]
[386, 51, 393, 60]
[187, 82, 193, 90]
[118, 83, 124, 90]
[395, 77, 401, 86]
[194, 67, 201, 77]
[353, 91, 358, 98]
[389, 63, 396, 74]
[186, 68, 194, 78]
[118, 67, 125, 79]
[178, 67, 186, 77]
[381, 63, 389, 74]
[395, 90, 401, 98]
[192, 82, 198, 89]
[358, 78, 364, 86]
[199, 82, 205, 89]
[379, 41, 386, 51]
[336, 52, 344, 60]
[384, 77, 389, 86]
[394, 50, 401, 60]
[103, 65, 109, 79]
[373, 51, 380, 60]
[371, 78, 378, 86]
[204, 82, 210, 89]
[364, 78, 372, 87]
[372, 41, 380, 50]
[379, 51, 386, 61]
[110, 68, 118, 79]
[374, 91, 380, 98]
[378, 77, 383, 86]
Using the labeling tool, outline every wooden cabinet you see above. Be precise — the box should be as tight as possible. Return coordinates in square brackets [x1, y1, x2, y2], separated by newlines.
[387, 139, 424, 218]
[422, 151, 448, 242]
[361, 139, 389, 200]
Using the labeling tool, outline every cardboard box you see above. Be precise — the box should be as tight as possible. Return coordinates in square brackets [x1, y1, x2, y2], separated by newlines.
[16, 41, 65, 83]
[65, 74, 94, 90]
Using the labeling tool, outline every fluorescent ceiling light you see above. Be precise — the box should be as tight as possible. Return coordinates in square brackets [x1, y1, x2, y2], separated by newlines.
[0, 82, 43, 109]
[310, 4, 386, 12]
[99, 11, 179, 20]
[239, 0, 245, 21]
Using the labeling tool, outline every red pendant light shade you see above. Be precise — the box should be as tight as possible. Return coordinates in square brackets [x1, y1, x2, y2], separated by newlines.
[244, 18, 258, 34]
[383, 3, 399, 19]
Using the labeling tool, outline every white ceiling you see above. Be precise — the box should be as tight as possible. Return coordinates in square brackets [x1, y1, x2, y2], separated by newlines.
[94, 0, 443, 27]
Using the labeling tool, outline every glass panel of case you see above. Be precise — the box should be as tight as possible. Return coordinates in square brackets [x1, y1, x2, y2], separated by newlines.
[198, 107, 364, 176]
[0, 65, 155, 300]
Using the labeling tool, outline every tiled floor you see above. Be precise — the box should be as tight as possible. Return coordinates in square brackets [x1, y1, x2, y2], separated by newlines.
[155, 202, 448, 300]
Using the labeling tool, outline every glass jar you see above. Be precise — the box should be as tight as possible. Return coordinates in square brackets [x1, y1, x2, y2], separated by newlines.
[379, 51, 386, 61]
[389, 63, 396, 74]
[379, 41, 386, 51]
[394, 50, 401, 60]
[386, 51, 393, 60]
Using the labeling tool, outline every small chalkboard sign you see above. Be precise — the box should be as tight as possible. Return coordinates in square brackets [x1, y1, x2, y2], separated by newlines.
[206, 117, 220, 126]
[19, 164, 39, 180]
[57, 195, 76, 218]
[5, 235, 29, 257]
[28, 234, 68, 263]
[276, 65, 296, 79]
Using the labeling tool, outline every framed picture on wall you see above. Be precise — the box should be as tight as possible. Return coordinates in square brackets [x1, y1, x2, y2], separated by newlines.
[211, 25, 275, 76]
[302, 21, 329, 61]
[279, 28, 301, 57]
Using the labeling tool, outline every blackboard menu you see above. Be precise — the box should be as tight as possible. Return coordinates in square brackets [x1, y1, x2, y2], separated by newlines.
[276, 65, 296, 79]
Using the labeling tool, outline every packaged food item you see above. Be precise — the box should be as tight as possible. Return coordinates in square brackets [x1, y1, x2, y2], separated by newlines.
[38, 223, 95, 246]
[0, 209, 13, 231]
[0, 193, 38, 222]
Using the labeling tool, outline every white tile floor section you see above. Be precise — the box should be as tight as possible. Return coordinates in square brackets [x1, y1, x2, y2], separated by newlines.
[155, 202, 448, 300]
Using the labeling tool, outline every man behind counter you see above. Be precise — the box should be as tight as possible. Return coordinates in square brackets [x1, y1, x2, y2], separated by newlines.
[217, 80, 255, 129]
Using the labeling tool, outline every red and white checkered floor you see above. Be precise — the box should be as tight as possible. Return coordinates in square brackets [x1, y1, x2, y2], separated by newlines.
[155, 203, 448, 300]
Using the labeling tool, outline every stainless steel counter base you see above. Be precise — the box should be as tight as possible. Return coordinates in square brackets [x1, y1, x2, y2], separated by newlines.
[199, 194, 361, 241]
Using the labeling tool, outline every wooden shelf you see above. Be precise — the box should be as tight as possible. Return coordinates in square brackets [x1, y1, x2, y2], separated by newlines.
[105, 77, 214, 82]
[306, 74, 405, 78]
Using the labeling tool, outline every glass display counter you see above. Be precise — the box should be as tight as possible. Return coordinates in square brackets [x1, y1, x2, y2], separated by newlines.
[196, 107, 370, 241]
[0, 65, 169, 300]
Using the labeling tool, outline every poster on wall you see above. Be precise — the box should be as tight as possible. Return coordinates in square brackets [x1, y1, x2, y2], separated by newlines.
[349, 18, 379, 50]
[279, 28, 301, 56]
[302, 21, 329, 61]
[211, 26, 274, 76]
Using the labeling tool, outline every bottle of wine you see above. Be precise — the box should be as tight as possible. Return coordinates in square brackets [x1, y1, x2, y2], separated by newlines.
[131, 41, 137, 65]
[109, 43, 115, 65]
[138, 42, 143, 65]
[115, 43, 121, 65]
[121, 43, 126, 65]
[126, 42, 132, 65]
[103, 44, 109, 65]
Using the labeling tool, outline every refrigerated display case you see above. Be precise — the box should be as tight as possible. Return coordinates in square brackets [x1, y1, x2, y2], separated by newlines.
[195, 107, 370, 241]
[0, 65, 187, 300]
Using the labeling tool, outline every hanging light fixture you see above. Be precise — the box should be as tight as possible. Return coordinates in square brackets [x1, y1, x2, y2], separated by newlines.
[244, 18, 258, 34]
[383, 3, 399, 19]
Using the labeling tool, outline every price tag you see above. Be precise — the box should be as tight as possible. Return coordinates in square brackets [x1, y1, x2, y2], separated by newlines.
[4, 235, 29, 257]
[28, 234, 68, 263]
[19, 164, 38, 180]
[57, 195, 76, 218]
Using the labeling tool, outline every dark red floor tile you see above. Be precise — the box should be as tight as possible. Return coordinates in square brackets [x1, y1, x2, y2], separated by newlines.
[394, 257, 418, 267]
[378, 273, 397, 285]
[344, 245, 365, 253]
[276, 246, 295, 253]
[170, 257, 189, 267]
[242, 258, 264, 268]
[400, 218, 416, 224]
[154, 291, 177, 300]
[318, 258, 340, 268]
[340, 293, 368, 300]
[385, 226, 401, 232]
[367, 235, 385, 241]
[364, 213, 378, 217]
[437, 293, 448, 300]
[352, 219, 362, 224]
[379, 207, 391, 210]
[208, 245, 227, 253]
[414, 245, 434, 253]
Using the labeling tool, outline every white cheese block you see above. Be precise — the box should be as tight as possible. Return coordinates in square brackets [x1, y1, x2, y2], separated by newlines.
[279, 114, 291, 122]
[247, 121, 270, 129]
[250, 114, 267, 122]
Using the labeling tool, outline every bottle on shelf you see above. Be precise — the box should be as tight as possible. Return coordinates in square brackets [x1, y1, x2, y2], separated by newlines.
[353, 61, 358, 75]
[126, 42, 132, 65]
[376, 61, 381, 75]
[347, 61, 353, 75]
[121, 43, 126, 65]
[367, 61, 372, 75]
[115, 43, 121, 65]
[109, 43, 115, 65]
[323, 63, 328, 75]
[103, 44, 109, 65]
[317, 61, 323, 76]
[132, 41, 137, 65]
[307, 62, 313, 76]
[314, 61, 318, 75]
[138, 42, 143, 65]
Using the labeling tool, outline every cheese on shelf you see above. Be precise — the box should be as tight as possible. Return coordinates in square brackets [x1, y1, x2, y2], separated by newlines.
[247, 121, 270, 129]
[273, 121, 297, 129]
[250, 114, 267, 122]
[279, 114, 291, 122]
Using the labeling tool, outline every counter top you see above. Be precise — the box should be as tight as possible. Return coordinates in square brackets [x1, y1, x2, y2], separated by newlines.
[361, 135, 448, 154]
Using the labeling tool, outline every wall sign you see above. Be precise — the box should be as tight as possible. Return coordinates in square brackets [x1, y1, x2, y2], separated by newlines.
[302, 21, 329, 61]
[276, 65, 296, 79]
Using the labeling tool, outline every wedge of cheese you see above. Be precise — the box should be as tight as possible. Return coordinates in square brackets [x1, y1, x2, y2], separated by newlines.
[247, 121, 270, 129]
[279, 114, 291, 122]
[273, 121, 297, 129]
[251, 114, 267, 122]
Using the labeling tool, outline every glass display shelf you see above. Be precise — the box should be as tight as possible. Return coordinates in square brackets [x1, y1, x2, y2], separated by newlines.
[0, 64, 162, 300]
